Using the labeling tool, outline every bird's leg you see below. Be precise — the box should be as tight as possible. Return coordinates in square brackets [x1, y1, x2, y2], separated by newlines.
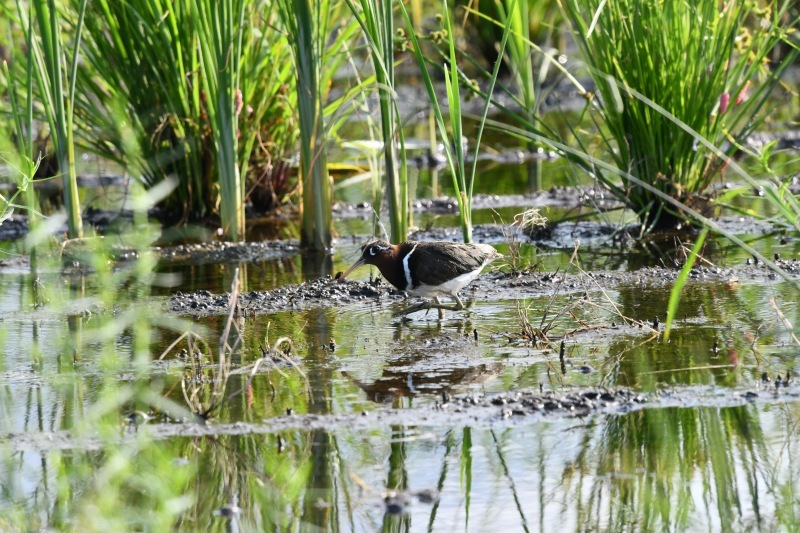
[392, 294, 466, 318]
[435, 297, 445, 320]
[432, 295, 464, 312]
[392, 300, 432, 317]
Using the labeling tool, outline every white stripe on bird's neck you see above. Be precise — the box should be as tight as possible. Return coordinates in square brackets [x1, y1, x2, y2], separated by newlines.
[402, 244, 418, 290]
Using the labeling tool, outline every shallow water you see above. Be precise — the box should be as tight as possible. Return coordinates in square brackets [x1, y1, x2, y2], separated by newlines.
[3, 244, 800, 530]
[23, 403, 790, 531]
[4, 153, 800, 530]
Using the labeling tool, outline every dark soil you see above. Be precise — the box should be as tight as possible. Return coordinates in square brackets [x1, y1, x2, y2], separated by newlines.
[332, 186, 621, 219]
[153, 240, 299, 266]
[0, 203, 140, 242]
[168, 253, 800, 317]
[170, 276, 404, 314]
[0, 214, 29, 241]
[59, 239, 299, 271]
[3, 383, 798, 452]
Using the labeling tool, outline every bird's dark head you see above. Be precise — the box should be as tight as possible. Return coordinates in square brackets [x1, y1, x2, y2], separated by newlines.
[338, 240, 397, 281]
[360, 240, 394, 264]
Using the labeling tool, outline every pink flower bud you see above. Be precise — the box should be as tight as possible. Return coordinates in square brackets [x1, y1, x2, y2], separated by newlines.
[719, 92, 730, 115]
[735, 81, 750, 105]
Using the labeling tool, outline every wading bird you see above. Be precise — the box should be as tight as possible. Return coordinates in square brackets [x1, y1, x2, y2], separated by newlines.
[339, 240, 502, 318]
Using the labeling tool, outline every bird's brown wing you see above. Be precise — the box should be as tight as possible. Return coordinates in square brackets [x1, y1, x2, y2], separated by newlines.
[407, 242, 493, 288]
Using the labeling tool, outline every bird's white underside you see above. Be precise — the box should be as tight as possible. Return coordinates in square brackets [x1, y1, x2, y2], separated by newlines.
[404, 258, 494, 298]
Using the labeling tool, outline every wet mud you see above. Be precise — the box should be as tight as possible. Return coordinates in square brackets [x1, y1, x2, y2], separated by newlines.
[170, 276, 402, 314]
[58, 238, 299, 271]
[3, 383, 798, 453]
[333, 186, 621, 219]
[152, 239, 299, 266]
[168, 257, 800, 317]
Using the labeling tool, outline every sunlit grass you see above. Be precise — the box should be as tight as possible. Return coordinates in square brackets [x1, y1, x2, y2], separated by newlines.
[400, 1, 512, 243]
[192, 0, 247, 240]
[74, 0, 298, 225]
[562, 0, 799, 229]
[276, 0, 361, 250]
[345, 0, 409, 243]
[19, 0, 85, 238]
[2, 47, 42, 265]
[0, 106, 196, 529]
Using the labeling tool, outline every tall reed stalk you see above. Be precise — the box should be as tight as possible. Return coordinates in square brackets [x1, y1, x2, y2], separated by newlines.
[24, 0, 85, 238]
[400, 1, 511, 243]
[2, 4, 39, 232]
[498, 0, 536, 127]
[3, 39, 41, 268]
[345, 0, 409, 243]
[276, 0, 333, 251]
[192, 0, 247, 240]
[470, 0, 557, 189]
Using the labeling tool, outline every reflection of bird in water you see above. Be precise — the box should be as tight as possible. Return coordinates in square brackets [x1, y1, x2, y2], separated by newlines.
[342, 362, 503, 404]
[339, 240, 502, 318]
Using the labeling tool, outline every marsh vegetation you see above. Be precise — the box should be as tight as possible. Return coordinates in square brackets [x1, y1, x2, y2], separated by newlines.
[1, 0, 799, 530]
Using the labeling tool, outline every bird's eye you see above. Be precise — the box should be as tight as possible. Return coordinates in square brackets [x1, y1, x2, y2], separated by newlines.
[369, 246, 379, 256]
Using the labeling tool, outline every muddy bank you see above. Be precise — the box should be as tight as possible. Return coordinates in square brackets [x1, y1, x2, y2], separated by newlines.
[170, 276, 404, 314]
[333, 186, 621, 219]
[0, 389, 647, 452]
[0, 185, 614, 242]
[0, 214, 28, 241]
[51, 215, 783, 273]
[61, 239, 300, 271]
[4, 383, 799, 453]
[2, 238, 301, 275]
[0, 205, 144, 242]
[168, 256, 800, 316]
[408, 214, 777, 247]
[152, 240, 299, 266]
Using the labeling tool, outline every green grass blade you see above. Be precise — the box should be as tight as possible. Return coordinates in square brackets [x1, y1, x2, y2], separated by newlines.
[664, 229, 708, 341]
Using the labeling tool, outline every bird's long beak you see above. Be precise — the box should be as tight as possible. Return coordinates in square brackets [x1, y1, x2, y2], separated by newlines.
[338, 257, 365, 282]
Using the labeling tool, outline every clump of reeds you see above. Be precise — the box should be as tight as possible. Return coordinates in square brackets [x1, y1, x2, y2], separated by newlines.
[74, 0, 300, 235]
[562, 0, 799, 229]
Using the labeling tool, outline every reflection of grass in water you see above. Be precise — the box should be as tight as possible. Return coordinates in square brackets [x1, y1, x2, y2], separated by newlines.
[0, 181, 197, 528]
[565, 405, 778, 531]
[172, 433, 315, 530]
[159, 405, 794, 531]
[607, 279, 800, 389]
